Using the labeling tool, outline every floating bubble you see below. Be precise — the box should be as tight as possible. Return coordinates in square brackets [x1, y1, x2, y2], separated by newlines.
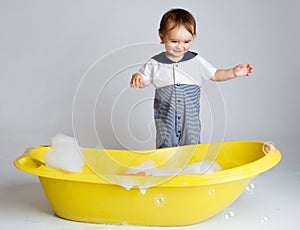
[260, 216, 269, 223]
[245, 182, 257, 195]
[224, 211, 235, 221]
[154, 194, 166, 207]
[208, 188, 215, 196]
[121, 221, 129, 226]
[262, 141, 276, 154]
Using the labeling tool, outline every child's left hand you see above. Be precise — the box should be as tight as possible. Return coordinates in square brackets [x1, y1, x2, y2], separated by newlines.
[233, 64, 253, 77]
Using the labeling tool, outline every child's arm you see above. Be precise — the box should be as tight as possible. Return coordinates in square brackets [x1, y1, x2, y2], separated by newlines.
[211, 64, 252, 82]
[130, 73, 146, 88]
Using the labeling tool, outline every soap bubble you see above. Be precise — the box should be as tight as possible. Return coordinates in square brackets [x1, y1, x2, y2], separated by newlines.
[208, 188, 215, 196]
[262, 141, 276, 154]
[245, 182, 257, 195]
[154, 194, 166, 207]
[260, 216, 269, 223]
[121, 221, 129, 226]
[224, 211, 235, 221]
[183, 182, 189, 186]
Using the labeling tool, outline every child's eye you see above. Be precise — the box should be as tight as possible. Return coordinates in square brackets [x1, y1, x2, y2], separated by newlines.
[171, 41, 177, 43]
[185, 41, 191, 44]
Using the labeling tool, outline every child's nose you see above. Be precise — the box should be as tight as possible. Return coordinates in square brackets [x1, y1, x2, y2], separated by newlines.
[176, 42, 183, 49]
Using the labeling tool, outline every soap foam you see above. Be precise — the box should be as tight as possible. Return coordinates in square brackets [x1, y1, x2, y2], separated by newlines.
[120, 160, 222, 194]
[45, 133, 84, 172]
[123, 160, 222, 177]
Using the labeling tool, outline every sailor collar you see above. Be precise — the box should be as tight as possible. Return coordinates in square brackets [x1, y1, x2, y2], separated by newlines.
[152, 51, 198, 64]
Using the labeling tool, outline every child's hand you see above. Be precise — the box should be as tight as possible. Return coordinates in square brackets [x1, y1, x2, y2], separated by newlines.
[130, 73, 146, 88]
[233, 64, 253, 77]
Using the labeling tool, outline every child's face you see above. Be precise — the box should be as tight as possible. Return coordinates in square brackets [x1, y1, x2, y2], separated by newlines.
[159, 26, 193, 62]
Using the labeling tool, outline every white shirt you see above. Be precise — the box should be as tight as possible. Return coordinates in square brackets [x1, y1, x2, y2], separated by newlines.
[138, 51, 217, 89]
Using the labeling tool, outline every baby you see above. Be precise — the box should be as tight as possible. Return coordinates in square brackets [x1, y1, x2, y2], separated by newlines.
[130, 8, 252, 148]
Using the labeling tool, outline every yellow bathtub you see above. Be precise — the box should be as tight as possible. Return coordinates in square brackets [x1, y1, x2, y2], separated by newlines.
[14, 141, 281, 226]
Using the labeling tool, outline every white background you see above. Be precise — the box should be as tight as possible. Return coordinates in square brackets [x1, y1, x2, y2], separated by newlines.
[1, 0, 299, 229]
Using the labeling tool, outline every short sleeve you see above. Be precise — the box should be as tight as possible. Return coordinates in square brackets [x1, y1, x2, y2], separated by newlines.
[137, 59, 153, 86]
[195, 55, 217, 81]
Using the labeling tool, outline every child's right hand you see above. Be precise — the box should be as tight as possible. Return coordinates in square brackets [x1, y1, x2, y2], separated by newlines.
[130, 73, 146, 88]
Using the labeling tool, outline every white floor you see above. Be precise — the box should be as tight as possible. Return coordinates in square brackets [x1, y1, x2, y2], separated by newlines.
[1, 139, 299, 230]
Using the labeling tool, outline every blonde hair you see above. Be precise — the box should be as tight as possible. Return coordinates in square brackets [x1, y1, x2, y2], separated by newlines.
[159, 8, 196, 36]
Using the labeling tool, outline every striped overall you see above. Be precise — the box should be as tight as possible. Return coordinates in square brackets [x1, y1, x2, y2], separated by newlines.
[138, 51, 216, 148]
[154, 84, 201, 148]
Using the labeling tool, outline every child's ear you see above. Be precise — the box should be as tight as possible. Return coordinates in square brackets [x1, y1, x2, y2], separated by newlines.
[158, 31, 164, 43]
